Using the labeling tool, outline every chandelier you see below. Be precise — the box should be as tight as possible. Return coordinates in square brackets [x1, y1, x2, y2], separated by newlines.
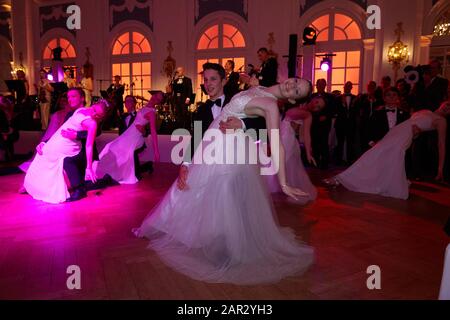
[387, 22, 410, 81]
[387, 41, 410, 65]
[433, 22, 450, 36]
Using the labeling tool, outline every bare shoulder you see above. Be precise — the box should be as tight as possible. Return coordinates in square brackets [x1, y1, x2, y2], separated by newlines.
[244, 96, 277, 115]
[81, 116, 97, 129]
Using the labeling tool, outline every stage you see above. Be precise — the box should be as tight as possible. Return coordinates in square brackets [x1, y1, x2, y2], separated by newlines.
[0, 164, 448, 299]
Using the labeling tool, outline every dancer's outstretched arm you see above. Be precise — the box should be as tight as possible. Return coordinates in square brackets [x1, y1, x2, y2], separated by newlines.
[285, 107, 316, 166]
[245, 97, 309, 200]
[82, 118, 98, 183]
[146, 108, 160, 162]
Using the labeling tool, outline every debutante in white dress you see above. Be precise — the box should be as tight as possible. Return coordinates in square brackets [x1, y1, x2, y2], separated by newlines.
[134, 87, 314, 285]
[336, 110, 437, 199]
[95, 107, 156, 184]
[24, 108, 92, 203]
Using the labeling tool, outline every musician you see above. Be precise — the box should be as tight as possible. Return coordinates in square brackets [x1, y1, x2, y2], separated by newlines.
[256, 47, 278, 87]
[224, 60, 240, 98]
[171, 67, 193, 130]
[105, 75, 125, 129]
[80, 65, 93, 107]
[107, 75, 125, 114]
[36, 69, 54, 130]
[63, 68, 76, 89]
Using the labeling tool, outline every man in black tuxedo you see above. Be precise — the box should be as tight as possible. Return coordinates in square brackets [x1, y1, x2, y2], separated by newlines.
[177, 62, 266, 190]
[172, 67, 193, 130]
[421, 60, 449, 112]
[119, 95, 139, 135]
[410, 60, 448, 180]
[105, 75, 125, 129]
[119, 95, 153, 179]
[257, 47, 278, 87]
[310, 78, 336, 169]
[334, 81, 359, 165]
[368, 87, 410, 147]
[224, 59, 240, 98]
[355, 81, 384, 155]
[56, 88, 115, 201]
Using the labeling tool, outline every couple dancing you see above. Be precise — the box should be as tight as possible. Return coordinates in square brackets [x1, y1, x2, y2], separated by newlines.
[134, 63, 315, 285]
[325, 95, 450, 199]
[23, 88, 109, 204]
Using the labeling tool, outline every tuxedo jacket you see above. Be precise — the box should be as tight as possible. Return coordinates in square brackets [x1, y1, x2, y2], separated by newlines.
[334, 94, 359, 133]
[369, 107, 410, 143]
[65, 109, 101, 161]
[172, 76, 193, 103]
[259, 57, 278, 87]
[423, 76, 449, 111]
[224, 71, 240, 98]
[119, 112, 136, 135]
[355, 94, 384, 120]
[184, 95, 266, 162]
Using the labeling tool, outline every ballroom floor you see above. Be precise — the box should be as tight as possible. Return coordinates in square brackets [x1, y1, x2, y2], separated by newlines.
[0, 163, 448, 299]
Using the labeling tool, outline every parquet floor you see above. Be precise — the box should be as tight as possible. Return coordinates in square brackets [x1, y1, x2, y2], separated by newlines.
[0, 163, 448, 299]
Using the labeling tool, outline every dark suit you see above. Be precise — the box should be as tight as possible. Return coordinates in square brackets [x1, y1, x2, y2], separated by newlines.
[172, 76, 193, 129]
[410, 76, 448, 178]
[355, 94, 384, 154]
[0, 110, 19, 161]
[310, 92, 336, 169]
[368, 107, 410, 144]
[335, 94, 359, 164]
[423, 76, 449, 111]
[224, 71, 240, 98]
[62, 109, 101, 190]
[259, 57, 278, 87]
[185, 95, 266, 163]
[118, 112, 137, 135]
[119, 111, 150, 179]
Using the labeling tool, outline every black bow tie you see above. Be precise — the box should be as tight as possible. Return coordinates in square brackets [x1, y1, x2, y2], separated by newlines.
[386, 108, 396, 113]
[207, 99, 222, 108]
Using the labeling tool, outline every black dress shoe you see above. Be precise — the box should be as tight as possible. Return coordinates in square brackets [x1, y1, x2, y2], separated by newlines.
[66, 188, 87, 202]
[103, 174, 120, 186]
[140, 161, 153, 174]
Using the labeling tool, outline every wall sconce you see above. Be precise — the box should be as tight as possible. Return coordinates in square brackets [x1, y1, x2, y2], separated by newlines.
[387, 22, 410, 81]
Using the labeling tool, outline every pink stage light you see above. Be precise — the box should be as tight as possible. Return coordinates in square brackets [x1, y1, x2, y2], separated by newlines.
[320, 58, 331, 72]
[47, 74, 54, 81]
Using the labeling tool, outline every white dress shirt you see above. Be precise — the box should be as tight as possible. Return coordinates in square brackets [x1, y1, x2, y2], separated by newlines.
[211, 95, 225, 120]
[385, 106, 397, 129]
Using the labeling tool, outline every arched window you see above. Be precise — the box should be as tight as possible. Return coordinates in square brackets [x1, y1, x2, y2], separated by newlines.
[111, 31, 152, 102]
[195, 23, 246, 101]
[42, 37, 77, 78]
[309, 13, 362, 92]
[430, 9, 450, 80]
[43, 37, 76, 60]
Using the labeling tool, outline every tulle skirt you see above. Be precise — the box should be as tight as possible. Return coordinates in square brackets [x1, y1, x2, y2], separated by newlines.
[134, 130, 314, 285]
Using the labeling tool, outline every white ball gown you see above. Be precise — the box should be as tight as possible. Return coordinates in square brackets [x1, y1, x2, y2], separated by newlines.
[24, 108, 92, 203]
[265, 118, 317, 204]
[134, 87, 314, 285]
[95, 107, 155, 184]
[336, 110, 436, 199]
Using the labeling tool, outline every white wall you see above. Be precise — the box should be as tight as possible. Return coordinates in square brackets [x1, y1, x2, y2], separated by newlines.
[9, 0, 450, 96]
